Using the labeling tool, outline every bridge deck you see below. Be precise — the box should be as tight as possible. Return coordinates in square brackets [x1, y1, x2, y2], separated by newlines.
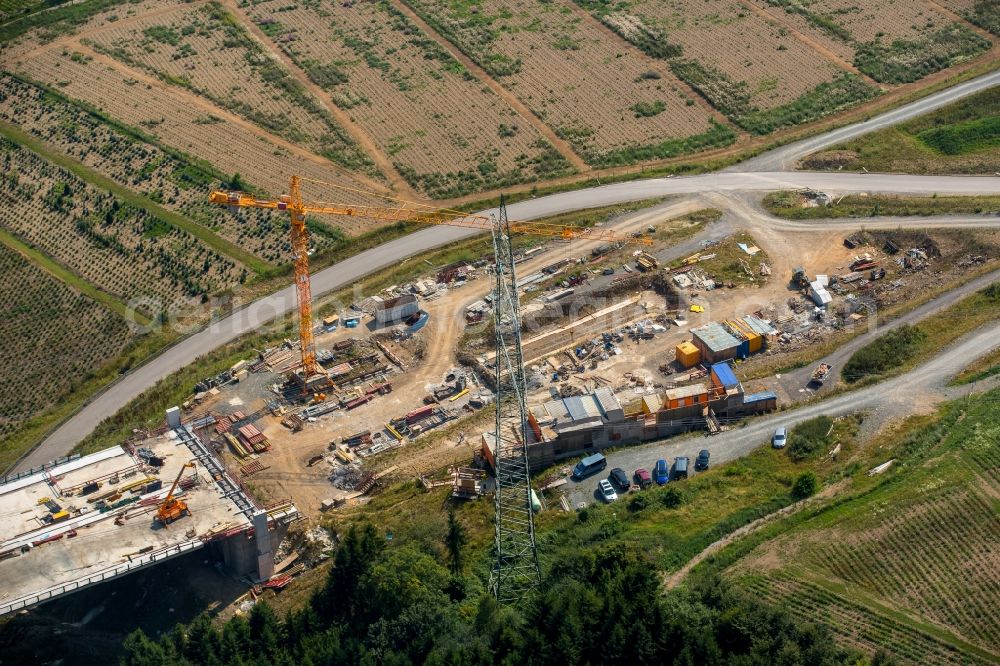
[0, 430, 255, 616]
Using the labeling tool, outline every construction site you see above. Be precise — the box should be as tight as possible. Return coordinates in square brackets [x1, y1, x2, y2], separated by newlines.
[3, 181, 998, 615]
[136, 187, 997, 519]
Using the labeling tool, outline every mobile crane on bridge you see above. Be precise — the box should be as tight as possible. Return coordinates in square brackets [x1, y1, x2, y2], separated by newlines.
[154, 462, 195, 526]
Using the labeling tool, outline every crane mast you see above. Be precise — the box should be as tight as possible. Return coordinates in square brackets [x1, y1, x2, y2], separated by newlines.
[287, 176, 318, 378]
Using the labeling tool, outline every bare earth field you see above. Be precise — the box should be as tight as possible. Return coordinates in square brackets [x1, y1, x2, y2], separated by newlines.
[239, 0, 575, 198]
[403, 0, 731, 166]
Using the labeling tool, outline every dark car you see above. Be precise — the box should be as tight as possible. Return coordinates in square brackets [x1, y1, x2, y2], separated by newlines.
[633, 468, 652, 489]
[695, 449, 710, 471]
[609, 467, 630, 491]
[654, 459, 669, 485]
[673, 457, 689, 480]
[602, 267, 615, 276]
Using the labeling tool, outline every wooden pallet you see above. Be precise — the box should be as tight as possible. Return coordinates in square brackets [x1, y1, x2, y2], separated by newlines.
[240, 460, 268, 477]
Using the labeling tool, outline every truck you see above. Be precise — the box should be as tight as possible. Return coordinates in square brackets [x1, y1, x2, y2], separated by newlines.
[810, 363, 833, 385]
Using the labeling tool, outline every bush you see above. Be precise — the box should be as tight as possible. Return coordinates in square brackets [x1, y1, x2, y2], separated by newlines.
[628, 493, 650, 513]
[632, 100, 666, 118]
[917, 115, 1000, 155]
[661, 486, 685, 508]
[792, 471, 818, 500]
[842, 324, 927, 383]
[787, 415, 833, 462]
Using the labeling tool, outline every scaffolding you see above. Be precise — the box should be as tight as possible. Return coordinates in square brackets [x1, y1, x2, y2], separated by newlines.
[488, 197, 541, 603]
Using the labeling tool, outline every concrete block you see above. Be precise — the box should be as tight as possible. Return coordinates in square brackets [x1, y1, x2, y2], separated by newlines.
[166, 406, 182, 428]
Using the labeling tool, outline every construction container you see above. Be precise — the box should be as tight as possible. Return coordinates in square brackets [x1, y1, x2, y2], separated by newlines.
[675, 341, 701, 368]
[691, 323, 741, 364]
[406, 405, 435, 424]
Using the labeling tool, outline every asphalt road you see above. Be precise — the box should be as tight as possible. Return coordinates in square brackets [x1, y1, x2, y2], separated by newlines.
[778, 266, 1000, 397]
[14, 73, 1000, 472]
[565, 321, 1000, 507]
[735, 69, 1000, 172]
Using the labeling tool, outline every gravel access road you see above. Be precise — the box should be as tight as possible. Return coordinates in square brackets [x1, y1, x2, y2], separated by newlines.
[564, 321, 1000, 507]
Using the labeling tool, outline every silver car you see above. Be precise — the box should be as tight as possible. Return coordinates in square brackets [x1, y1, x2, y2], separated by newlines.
[772, 426, 787, 449]
[597, 479, 618, 503]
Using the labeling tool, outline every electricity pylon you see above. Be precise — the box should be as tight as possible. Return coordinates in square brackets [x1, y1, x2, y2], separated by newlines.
[488, 197, 541, 603]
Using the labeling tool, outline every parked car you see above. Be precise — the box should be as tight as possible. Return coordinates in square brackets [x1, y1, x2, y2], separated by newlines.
[673, 457, 689, 480]
[654, 459, 669, 485]
[633, 468, 652, 489]
[602, 267, 615, 275]
[772, 426, 787, 449]
[573, 453, 608, 480]
[609, 467, 630, 491]
[695, 449, 710, 471]
[597, 479, 618, 503]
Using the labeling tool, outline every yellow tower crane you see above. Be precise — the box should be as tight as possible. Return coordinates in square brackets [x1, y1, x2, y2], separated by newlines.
[210, 176, 651, 385]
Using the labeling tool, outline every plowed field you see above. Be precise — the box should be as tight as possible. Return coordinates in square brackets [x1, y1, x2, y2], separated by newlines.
[82, 2, 375, 175]
[575, 0, 885, 134]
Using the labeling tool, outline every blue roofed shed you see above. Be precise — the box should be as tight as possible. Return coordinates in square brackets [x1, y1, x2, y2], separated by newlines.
[710, 362, 740, 391]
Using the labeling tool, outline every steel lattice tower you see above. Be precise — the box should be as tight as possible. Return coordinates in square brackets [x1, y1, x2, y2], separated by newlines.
[489, 196, 541, 603]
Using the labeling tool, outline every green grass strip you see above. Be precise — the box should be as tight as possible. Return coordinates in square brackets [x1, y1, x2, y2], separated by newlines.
[0, 0, 124, 43]
[0, 225, 151, 326]
[0, 119, 272, 274]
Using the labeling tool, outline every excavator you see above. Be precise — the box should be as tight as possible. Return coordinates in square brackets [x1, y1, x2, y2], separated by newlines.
[155, 462, 195, 526]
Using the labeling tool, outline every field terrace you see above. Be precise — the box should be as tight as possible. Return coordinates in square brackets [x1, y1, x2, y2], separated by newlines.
[581, 0, 879, 134]
[0, 73, 311, 265]
[81, 2, 375, 176]
[241, 0, 576, 199]
[756, 0, 994, 83]
[610, 0, 849, 108]
[934, 0, 1000, 37]
[5, 48, 392, 233]
[0, 135, 243, 306]
[404, 0, 730, 166]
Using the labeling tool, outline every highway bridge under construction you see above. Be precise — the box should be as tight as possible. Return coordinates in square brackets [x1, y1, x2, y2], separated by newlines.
[0, 418, 298, 616]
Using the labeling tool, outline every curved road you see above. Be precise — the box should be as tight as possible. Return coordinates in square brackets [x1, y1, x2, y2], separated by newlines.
[14, 73, 1000, 472]
[735, 68, 1000, 171]
[565, 321, 1000, 507]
